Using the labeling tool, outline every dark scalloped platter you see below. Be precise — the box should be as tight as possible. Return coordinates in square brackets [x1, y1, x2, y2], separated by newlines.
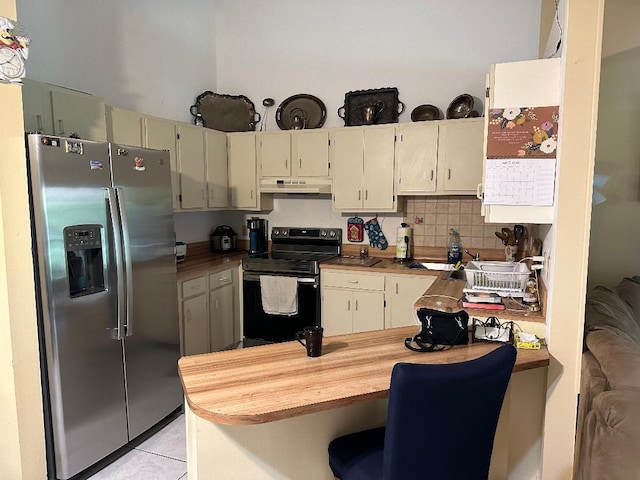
[275, 94, 327, 130]
[191, 91, 261, 132]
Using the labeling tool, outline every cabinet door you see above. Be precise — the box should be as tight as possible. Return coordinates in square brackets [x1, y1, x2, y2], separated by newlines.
[182, 294, 209, 356]
[178, 124, 206, 209]
[107, 107, 143, 147]
[363, 126, 396, 210]
[330, 128, 364, 210]
[209, 283, 234, 352]
[228, 133, 258, 209]
[438, 119, 483, 192]
[22, 80, 54, 134]
[205, 129, 229, 208]
[51, 88, 107, 141]
[388, 275, 435, 328]
[259, 131, 291, 177]
[352, 290, 385, 333]
[145, 116, 180, 210]
[293, 130, 329, 177]
[395, 123, 438, 194]
[322, 288, 353, 336]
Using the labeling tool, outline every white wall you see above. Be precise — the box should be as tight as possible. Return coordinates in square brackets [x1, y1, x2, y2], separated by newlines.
[16, 0, 217, 123]
[214, 0, 542, 129]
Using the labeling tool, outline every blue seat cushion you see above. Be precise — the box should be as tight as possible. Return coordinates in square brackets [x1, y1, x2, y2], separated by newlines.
[328, 427, 385, 479]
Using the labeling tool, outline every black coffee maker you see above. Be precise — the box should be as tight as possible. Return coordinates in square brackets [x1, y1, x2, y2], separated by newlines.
[247, 217, 268, 255]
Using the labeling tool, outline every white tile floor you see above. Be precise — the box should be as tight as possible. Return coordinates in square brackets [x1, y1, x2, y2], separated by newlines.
[87, 414, 187, 480]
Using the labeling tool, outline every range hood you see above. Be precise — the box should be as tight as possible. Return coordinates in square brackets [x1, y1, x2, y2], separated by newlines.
[259, 178, 332, 194]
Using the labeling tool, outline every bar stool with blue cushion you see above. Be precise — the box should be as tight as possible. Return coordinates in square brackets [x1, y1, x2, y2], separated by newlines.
[328, 344, 517, 480]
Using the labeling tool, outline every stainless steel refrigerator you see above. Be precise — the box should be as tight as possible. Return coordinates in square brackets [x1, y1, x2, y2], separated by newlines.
[27, 134, 182, 479]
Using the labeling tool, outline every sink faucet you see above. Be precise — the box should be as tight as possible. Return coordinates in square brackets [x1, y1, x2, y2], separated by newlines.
[464, 249, 480, 261]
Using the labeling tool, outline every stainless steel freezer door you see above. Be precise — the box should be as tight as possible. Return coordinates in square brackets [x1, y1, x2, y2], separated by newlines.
[109, 144, 182, 439]
[27, 135, 129, 479]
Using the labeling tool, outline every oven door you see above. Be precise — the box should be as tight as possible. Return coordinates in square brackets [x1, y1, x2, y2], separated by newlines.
[243, 272, 320, 343]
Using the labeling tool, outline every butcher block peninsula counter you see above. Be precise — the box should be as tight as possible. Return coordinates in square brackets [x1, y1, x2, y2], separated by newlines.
[179, 328, 549, 479]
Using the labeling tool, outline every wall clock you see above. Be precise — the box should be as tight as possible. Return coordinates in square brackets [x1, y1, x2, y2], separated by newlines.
[0, 46, 25, 80]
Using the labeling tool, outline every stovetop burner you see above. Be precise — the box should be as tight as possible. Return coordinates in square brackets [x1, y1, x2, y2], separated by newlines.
[242, 226, 342, 275]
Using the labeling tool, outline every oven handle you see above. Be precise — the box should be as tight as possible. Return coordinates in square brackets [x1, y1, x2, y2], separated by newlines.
[243, 272, 318, 285]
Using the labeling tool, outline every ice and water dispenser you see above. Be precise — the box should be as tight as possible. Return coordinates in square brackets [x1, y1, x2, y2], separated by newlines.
[64, 225, 105, 298]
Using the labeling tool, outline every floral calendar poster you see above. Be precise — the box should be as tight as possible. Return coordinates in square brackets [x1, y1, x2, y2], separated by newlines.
[486, 106, 559, 159]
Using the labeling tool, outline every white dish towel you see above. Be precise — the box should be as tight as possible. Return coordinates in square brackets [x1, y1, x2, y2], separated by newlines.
[259, 275, 298, 316]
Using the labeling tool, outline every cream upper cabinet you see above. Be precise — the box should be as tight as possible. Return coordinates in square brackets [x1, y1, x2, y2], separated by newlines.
[395, 119, 483, 196]
[258, 129, 329, 179]
[50, 86, 107, 141]
[205, 129, 229, 209]
[177, 124, 207, 209]
[292, 130, 329, 177]
[22, 80, 107, 141]
[437, 118, 484, 193]
[228, 132, 273, 211]
[330, 128, 363, 210]
[481, 58, 561, 224]
[22, 79, 54, 135]
[330, 125, 396, 212]
[258, 131, 291, 177]
[386, 274, 436, 328]
[106, 106, 143, 147]
[395, 123, 438, 194]
[228, 132, 257, 209]
[144, 116, 180, 211]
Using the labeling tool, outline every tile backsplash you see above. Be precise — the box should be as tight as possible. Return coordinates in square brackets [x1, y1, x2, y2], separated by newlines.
[404, 196, 519, 250]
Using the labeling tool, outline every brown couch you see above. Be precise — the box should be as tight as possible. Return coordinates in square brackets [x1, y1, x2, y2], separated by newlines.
[575, 276, 640, 480]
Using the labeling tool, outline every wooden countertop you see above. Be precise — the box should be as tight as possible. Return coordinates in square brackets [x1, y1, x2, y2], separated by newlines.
[176, 251, 246, 280]
[178, 326, 549, 426]
[321, 257, 442, 276]
[415, 275, 545, 323]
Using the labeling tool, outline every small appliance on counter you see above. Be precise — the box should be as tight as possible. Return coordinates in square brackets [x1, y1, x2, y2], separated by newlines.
[247, 217, 268, 255]
[210, 225, 237, 252]
[175, 241, 187, 262]
[394, 223, 413, 261]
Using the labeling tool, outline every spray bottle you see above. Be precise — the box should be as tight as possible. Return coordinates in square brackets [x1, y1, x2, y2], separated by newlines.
[447, 228, 462, 264]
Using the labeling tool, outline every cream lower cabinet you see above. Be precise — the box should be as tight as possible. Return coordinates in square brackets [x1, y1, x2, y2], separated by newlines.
[180, 275, 210, 356]
[330, 125, 396, 212]
[208, 269, 235, 351]
[179, 266, 238, 356]
[386, 274, 436, 328]
[321, 270, 385, 336]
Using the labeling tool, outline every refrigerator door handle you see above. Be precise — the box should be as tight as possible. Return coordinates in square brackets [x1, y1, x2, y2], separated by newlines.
[115, 187, 134, 336]
[106, 187, 126, 341]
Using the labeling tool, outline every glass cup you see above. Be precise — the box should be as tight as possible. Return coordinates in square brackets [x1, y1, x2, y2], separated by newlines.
[296, 326, 324, 357]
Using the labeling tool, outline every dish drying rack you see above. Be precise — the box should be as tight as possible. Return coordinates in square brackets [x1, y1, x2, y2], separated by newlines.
[463, 261, 531, 296]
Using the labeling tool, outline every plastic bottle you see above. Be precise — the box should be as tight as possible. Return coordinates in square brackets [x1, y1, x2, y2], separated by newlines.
[447, 228, 462, 264]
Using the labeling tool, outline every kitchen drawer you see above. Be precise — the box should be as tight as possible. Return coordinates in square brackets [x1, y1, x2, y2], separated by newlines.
[182, 276, 207, 298]
[322, 271, 384, 291]
[209, 269, 233, 290]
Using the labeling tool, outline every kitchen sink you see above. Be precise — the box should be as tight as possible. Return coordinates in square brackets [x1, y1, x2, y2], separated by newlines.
[419, 262, 457, 271]
[336, 256, 382, 267]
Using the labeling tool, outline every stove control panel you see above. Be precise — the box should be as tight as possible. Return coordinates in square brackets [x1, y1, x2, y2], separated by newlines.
[271, 227, 342, 242]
